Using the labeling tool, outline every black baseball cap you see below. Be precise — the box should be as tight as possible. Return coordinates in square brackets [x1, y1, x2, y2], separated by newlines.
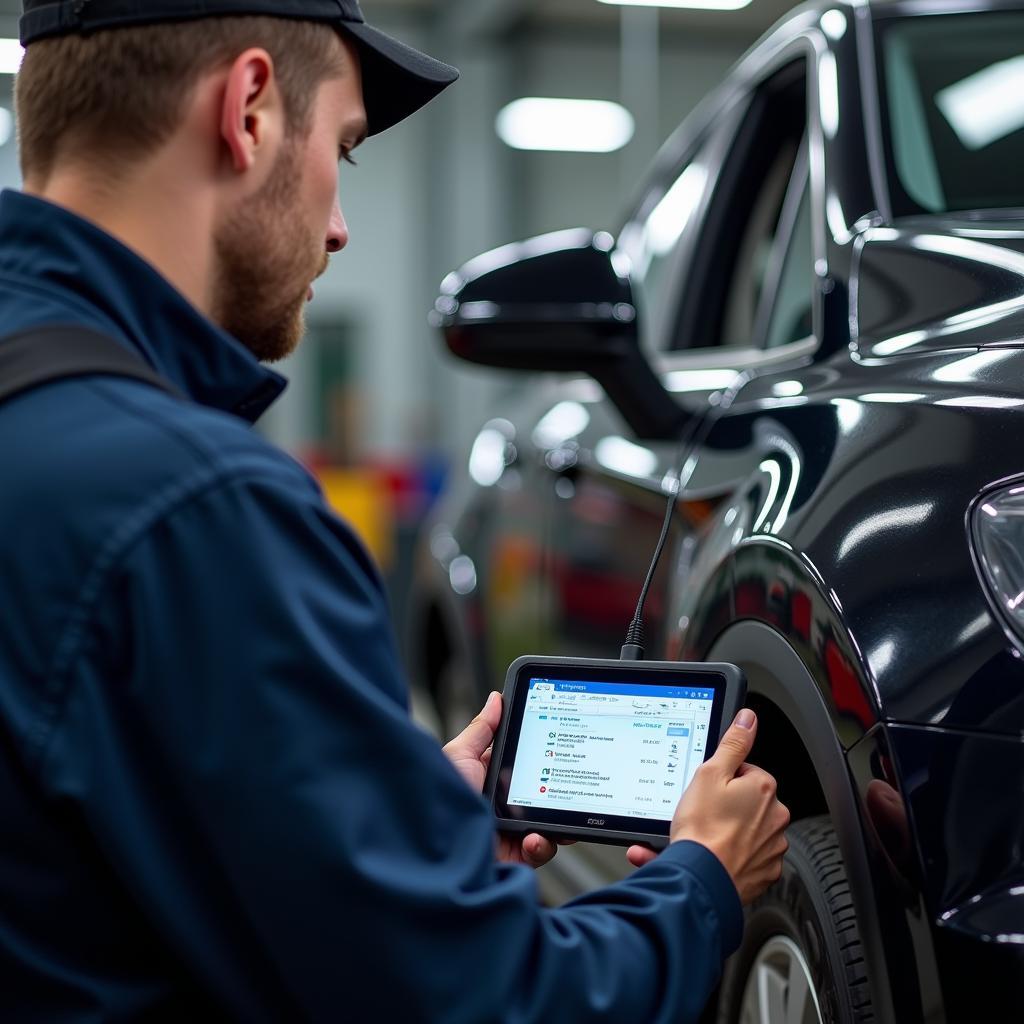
[19, 0, 459, 137]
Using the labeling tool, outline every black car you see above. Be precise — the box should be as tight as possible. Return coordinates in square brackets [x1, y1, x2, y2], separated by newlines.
[409, 2, 1024, 1020]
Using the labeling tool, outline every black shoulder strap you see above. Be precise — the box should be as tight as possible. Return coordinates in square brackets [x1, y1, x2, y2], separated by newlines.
[0, 325, 182, 405]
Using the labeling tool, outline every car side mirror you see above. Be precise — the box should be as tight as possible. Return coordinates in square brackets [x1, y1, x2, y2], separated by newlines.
[432, 229, 688, 440]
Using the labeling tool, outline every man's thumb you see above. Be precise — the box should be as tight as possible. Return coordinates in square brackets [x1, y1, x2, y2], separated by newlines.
[709, 709, 757, 775]
[446, 691, 501, 760]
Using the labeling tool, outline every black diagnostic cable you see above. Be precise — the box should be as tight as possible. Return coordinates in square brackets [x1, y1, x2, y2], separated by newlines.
[619, 371, 752, 662]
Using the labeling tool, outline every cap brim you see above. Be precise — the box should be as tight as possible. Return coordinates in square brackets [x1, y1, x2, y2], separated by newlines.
[342, 22, 458, 137]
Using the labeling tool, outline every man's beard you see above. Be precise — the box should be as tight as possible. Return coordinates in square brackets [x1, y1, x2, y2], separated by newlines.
[212, 144, 328, 363]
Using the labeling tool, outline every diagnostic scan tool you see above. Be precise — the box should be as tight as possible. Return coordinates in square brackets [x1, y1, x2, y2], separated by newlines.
[485, 656, 746, 849]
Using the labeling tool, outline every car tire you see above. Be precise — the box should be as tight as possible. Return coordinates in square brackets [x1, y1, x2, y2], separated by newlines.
[716, 816, 874, 1024]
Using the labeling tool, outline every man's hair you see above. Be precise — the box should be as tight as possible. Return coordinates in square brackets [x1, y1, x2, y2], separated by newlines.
[16, 17, 344, 183]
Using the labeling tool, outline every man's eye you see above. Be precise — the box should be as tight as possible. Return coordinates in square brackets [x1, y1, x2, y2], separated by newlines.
[340, 149, 358, 167]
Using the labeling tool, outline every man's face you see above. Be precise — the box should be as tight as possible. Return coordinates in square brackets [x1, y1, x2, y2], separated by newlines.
[212, 36, 366, 362]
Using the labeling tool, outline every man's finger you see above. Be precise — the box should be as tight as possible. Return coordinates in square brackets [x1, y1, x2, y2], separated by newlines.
[626, 845, 659, 868]
[707, 709, 757, 777]
[479, 690, 502, 731]
[444, 692, 501, 761]
[521, 833, 558, 868]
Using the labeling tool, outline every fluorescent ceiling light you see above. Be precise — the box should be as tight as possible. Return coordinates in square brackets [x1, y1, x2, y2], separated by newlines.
[532, 401, 591, 450]
[496, 98, 634, 153]
[0, 39, 24, 75]
[468, 427, 510, 487]
[597, 0, 752, 10]
[595, 436, 658, 478]
[936, 56, 1024, 151]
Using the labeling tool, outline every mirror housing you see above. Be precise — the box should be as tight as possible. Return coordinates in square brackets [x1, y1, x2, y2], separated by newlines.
[433, 229, 687, 440]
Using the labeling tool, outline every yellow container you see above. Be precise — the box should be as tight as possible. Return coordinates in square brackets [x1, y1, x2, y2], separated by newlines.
[317, 468, 394, 572]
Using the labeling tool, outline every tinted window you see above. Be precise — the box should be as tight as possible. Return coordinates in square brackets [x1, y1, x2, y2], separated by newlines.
[619, 151, 711, 353]
[720, 138, 800, 348]
[671, 60, 808, 352]
[880, 13, 1024, 213]
[764, 178, 813, 349]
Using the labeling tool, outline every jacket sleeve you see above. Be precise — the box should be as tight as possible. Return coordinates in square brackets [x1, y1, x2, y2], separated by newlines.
[40, 464, 743, 1024]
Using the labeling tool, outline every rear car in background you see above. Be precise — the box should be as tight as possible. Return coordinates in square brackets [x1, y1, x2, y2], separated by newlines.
[409, 2, 1024, 1020]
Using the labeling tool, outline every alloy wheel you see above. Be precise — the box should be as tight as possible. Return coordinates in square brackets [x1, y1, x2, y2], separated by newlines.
[738, 935, 823, 1024]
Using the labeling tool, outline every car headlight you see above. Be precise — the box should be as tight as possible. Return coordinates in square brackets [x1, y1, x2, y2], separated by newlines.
[971, 482, 1024, 648]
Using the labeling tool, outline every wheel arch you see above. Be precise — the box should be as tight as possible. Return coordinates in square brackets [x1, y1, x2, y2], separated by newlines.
[706, 620, 898, 1024]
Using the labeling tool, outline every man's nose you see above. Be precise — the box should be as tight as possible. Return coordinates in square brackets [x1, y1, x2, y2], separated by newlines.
[326, 199, 348, 254]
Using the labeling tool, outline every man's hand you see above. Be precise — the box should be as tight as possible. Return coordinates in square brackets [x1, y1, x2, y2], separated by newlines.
[627, 710, 790, 906]
[443, 691, 560, 869]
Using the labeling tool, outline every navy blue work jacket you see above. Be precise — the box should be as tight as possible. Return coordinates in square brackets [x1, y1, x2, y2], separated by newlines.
[0, 190, 743, 1022]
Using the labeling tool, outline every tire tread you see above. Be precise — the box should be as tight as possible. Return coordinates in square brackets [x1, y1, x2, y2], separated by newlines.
[789, 817, 874, 1022]
[717, 815, 876, 1024]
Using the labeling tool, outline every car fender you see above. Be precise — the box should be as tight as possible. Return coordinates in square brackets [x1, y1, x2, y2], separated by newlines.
[707, 619, 902, 1024]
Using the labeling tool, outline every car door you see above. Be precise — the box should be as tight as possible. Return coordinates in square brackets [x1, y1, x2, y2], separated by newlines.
[536, 94, 745, 669]
[535, 44, 822, 902]
[540, 49, 816, 659]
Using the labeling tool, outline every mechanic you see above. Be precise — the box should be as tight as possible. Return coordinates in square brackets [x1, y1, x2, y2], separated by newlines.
[0, 1, 790, 1020]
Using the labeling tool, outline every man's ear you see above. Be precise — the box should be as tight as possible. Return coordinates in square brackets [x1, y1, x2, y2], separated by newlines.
[220, 48, 281, 174]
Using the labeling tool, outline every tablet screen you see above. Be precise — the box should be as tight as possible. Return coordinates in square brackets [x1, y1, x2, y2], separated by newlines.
[505, 677, 716, 823]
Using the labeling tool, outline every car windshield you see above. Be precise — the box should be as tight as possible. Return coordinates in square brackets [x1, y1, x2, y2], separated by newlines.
[879, 11, 1024, 215]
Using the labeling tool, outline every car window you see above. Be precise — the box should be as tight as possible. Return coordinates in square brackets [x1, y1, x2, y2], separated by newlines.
[619, 146, 713, 355]
[719, 137, 800, 349]
[764, 176, 813, 349]
[672, 59, 809, 353]
[879, 12, 1024, 215]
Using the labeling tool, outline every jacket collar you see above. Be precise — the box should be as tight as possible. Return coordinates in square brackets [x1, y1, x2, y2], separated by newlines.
[0, 190, 287, 423]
